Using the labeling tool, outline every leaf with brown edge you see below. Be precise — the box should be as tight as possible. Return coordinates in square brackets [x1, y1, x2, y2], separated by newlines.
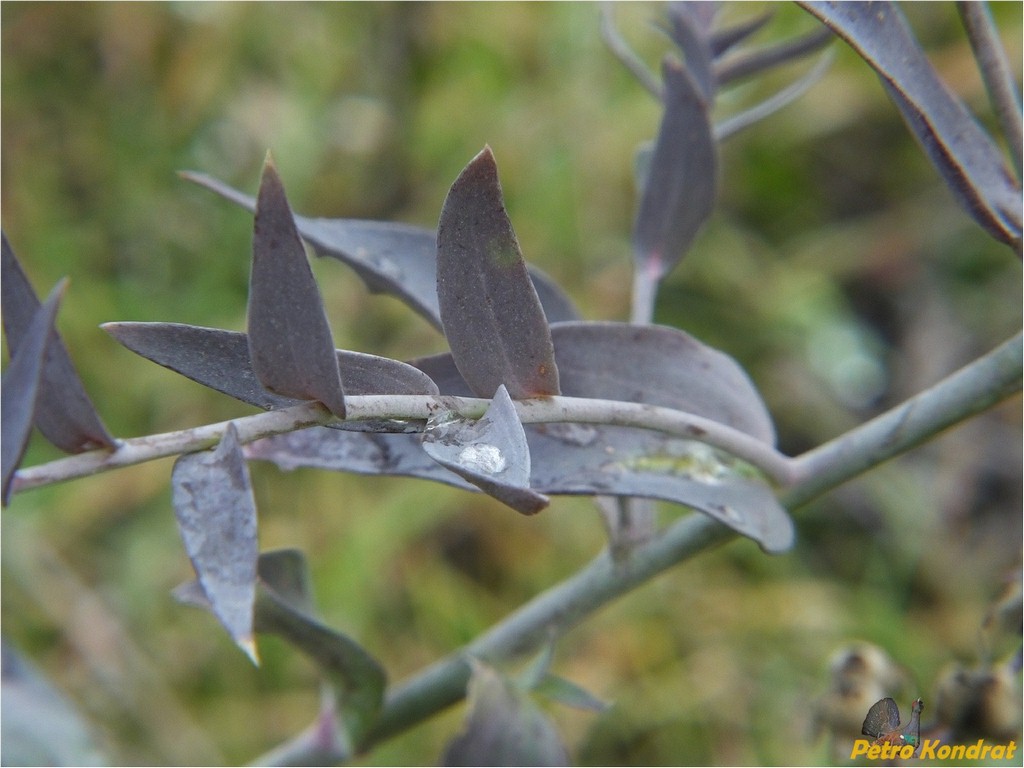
[436, 146, 560, 399]
[1, 234, 115, 453]
[248, 154, 347, 417]
[800, 1, 1021, 247]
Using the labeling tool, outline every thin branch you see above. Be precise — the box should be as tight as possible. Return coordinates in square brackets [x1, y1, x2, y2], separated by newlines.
[258, 332, 1023, 764]
[782, 331, 1023, 508]
[11, 393, 796, 494]
[601, 3, 663, 100]
[957, 1, 1023, 179]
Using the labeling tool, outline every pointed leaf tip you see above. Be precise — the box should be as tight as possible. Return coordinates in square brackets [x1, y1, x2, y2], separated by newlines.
[436, 148, 560, 399]
[239, 635, 260, 667]
[1, 234, 116, 453]
[1, 280, 67, 503]
[248, 161, 347, 417]
[422, 385, 549, 515]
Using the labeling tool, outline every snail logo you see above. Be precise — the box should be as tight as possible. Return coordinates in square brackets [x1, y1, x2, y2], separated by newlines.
[850, 697, 1019, 761]
[850, 697, 922, 760]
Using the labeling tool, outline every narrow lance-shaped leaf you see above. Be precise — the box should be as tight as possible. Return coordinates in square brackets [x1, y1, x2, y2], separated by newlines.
[103, 322, 439, 418]
[442, 660, 570, 767]
[171, 423, 259, 663]
[2, 281, 65, 503]
[800, 1, 1022, 247]
[436, 146, 561, 399]
[181, 171, 581, 330]
[713, 26, 834, 86]
[1, 234, 115, 453]
[248, 155, 347, 417]
[633, 57, 717, 281]
[422, 384, 549, 515]
[517, 638, 610, 713]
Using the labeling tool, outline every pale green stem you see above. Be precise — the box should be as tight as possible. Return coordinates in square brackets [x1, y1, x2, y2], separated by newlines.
[258, 332, 1022, 764]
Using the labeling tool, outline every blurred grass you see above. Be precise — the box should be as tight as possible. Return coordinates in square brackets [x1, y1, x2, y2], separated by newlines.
[2, 2, 1021, 765]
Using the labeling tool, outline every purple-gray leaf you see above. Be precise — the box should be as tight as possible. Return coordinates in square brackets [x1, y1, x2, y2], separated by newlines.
[633, 57, 717, 280]
[1, 281, 65, 503]
[421, 385, 549, 515]
[666, 3, 717, 102]
[171, 423, 259, 663]
[800, 1, 1022, 247]
[441, 660, 569, 767]
[1, 641, 109, 766]
[526, 424, 794, 553]
[1, 234, 115, 453]
[181, 172, 580, 330]
[249, 323, 789, 550]
[436, 147, 561, 399]
[414, 321, 776, 444]
[246, 423, 795, 553]
[552, 322, 775, 444]
[709, 10, 774, 58]
[245, 429, 476, 490]
[713, 26, 834, 86]
[102, 322, 439, 410]
[248, 156, 347, 417]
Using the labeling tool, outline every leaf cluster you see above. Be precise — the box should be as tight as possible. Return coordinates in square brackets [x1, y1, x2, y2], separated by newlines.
[2, 2, 1020, 765]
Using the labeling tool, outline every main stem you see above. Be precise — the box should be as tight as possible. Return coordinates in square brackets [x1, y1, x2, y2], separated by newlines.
[358, 331, 1021, 754]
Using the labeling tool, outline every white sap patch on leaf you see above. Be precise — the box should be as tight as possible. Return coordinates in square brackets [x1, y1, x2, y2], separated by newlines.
[457, 443, 507, 474]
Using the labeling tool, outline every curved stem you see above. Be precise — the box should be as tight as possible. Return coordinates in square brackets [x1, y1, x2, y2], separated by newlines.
[10, 394, 795, 495]
[257, 332, 1022, 764]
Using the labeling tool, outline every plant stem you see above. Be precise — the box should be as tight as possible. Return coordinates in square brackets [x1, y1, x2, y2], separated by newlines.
[10, 394, 795, 495]
[957, 1, 1024, 179]
[284, 332, 1020, 762]
[783, 332, 1023, 508]
[361, 513, 731, 751]
[9, 401, 332, 495]
[600, 3, 663, 100]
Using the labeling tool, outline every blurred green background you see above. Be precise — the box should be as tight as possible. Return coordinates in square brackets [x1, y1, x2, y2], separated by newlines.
[2, 2, 1021, 765]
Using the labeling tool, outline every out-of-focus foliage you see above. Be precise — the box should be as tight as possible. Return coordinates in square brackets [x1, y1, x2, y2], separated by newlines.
[1, 3, 1020, 765]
